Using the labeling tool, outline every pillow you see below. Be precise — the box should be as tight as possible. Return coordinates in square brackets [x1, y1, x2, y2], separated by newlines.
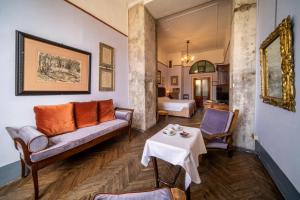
[98, 99, 115, 123]
[18, 126, 48, 153]
[34, 103, 76, 137]
[73, 101, 98, 128]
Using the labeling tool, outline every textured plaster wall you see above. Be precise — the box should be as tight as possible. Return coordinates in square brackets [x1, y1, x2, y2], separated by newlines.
[128, 4, 156, 130]
[230, 0, 256, 150]
[144, 8, 157, 129]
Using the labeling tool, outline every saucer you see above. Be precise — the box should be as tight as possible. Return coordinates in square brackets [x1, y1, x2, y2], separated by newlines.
[163, 129, 176, 136]
[180, 131, 189, 137]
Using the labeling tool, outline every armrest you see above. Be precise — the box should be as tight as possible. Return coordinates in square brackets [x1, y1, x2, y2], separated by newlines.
[115, 107, 134, 112]
[6, 126, 48, 153]
[201, 131, 230, 140]
[115, 107, 134, 122]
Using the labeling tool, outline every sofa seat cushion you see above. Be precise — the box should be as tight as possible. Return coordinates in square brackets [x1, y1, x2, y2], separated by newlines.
[30, 119, 128, 162]
[93, 188, 173, 200]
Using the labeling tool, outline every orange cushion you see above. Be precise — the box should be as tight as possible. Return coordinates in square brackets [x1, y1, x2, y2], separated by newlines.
[34, 103, 76, 137]
[98, 99, 115, 123]
[74, 101, 98, 128]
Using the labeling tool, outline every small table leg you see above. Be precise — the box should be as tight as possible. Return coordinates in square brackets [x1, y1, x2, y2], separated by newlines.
[151, 157, 159, 188]
[186, 186, 191, 200]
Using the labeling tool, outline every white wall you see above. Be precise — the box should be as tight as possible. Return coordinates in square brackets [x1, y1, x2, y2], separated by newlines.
[255, 0, 300, 192]
[67, 0, 128, 35]
[167, 66, 183, 98]
[157, 46, 168, 65]
[0, 0, 129, 167]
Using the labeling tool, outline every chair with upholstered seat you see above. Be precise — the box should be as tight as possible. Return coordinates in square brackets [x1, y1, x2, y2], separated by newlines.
[200, 108, 239, 157]
[92, 188, 186, 200]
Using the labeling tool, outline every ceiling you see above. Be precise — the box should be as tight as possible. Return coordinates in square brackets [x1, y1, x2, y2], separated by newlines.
[150, 0, 232, 54]
[144, 0, 212, 19]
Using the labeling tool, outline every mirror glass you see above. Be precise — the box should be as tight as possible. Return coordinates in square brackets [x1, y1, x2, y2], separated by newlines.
[265, 37, 282, 98]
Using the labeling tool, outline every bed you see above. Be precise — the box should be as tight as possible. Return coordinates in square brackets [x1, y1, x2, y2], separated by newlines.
[157, 87, 196, 118]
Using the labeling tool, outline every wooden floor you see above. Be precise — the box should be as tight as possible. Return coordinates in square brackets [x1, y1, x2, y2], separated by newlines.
[0, 110, 283, 200]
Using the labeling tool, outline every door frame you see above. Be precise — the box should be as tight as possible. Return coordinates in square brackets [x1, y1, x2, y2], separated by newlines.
[191, 75, 212, 100]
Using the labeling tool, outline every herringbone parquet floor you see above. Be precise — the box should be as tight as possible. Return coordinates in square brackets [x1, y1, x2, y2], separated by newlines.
[0, 110, 283, 200]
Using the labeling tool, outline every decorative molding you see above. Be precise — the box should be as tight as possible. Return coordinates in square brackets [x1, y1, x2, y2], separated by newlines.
[158, 0, 218, 22]
[64, 0, 128, 37]
[255, 141, 300, 199]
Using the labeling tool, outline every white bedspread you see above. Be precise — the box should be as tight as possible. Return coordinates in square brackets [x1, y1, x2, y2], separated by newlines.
[158, 97, 195, 111]
[141, 124, 207, 189]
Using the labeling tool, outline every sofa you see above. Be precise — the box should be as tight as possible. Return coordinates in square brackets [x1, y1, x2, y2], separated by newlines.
[6, 100, 133, 200]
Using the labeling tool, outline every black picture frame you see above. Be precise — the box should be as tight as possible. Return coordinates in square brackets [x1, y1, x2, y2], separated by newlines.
[15, 30, 92, 96]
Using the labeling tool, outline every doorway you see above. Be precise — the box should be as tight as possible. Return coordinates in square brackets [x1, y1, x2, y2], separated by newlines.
[193, 77, 211, 107]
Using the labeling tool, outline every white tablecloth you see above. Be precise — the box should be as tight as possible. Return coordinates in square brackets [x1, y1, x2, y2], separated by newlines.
[141, 124, 207, 189]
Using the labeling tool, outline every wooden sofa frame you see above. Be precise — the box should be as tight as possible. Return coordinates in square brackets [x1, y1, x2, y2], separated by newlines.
[12, 107, 133, 200]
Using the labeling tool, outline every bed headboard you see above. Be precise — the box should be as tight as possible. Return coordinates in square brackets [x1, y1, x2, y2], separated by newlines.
[157, 87, 166, 97]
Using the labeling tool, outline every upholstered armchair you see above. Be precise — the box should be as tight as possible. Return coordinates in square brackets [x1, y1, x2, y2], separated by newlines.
[93, 188, 186, 200]
[200, 108, 239, 157]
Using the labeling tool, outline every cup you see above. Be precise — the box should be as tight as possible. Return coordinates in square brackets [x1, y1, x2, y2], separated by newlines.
[163, 128, 174, 136]
[174, 124, 182, 131]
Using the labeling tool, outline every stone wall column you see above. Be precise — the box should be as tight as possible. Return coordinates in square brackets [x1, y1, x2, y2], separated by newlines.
[230, 0, 256, 150]
[128, 4, 156, 131]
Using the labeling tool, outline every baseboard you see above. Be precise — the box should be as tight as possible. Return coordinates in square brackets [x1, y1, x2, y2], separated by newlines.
[0, 160, 21, 187]
[255, 141, 300, 199]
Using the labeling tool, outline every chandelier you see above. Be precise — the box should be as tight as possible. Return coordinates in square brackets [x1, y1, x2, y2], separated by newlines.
[181, 40, 194, 64]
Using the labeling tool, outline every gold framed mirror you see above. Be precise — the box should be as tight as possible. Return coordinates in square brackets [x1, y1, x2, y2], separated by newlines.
[260, 16, 295, 112]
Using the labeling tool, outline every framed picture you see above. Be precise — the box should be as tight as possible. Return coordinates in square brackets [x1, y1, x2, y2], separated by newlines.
[99, 67, 114, 91]
[99, 43, 114, 68]
[15, 31, 91, 95]
[157, 70, 161, 84]
[171, 76, 178, 86]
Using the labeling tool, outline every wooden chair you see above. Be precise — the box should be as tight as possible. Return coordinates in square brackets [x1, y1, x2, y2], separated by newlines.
[200, 108, 239, 157]
[92, 188, 186, 200]
[157, 110, 169, 122]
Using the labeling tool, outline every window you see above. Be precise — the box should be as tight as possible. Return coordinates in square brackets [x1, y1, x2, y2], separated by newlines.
[189, 60, 215, 74]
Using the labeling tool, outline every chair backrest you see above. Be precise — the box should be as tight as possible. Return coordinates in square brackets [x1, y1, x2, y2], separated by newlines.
[93, 188, 180, 200]
[200, 108, 234, 135]
[227, 109, 239, 136]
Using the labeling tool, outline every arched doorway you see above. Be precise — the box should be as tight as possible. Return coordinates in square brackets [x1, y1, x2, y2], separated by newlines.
[189, 60, 215, 107]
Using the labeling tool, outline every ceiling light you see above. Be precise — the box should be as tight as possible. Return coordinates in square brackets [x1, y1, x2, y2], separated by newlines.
[181, 40, 194, 64]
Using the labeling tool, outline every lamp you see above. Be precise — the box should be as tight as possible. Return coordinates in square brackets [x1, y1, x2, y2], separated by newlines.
[181, 40, 194, 64]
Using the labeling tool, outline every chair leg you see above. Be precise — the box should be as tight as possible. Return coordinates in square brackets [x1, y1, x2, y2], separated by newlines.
[186, 186, 191, 200]
[20, 158, 26, 178]
[227, 145, 234, 158]
[31, 166, 39, 200]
